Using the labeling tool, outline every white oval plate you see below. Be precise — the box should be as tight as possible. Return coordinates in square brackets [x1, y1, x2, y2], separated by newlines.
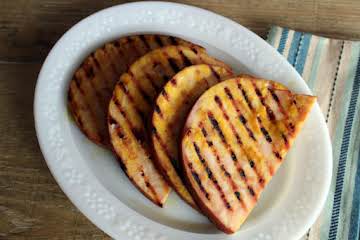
[34, 2, 332, 240]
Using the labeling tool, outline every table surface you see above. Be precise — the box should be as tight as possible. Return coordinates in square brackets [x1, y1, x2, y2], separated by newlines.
[1, 1, 360, 239]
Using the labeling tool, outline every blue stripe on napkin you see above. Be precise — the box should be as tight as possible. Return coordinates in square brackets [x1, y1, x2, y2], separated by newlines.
[267, 26, 360, 240]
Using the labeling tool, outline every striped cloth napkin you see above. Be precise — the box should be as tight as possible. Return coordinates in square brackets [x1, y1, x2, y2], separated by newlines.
[266, 26, 360, 240]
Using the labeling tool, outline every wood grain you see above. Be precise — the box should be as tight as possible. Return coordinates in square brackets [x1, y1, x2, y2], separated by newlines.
[0, 0, 359, 239]
[1, 0, 360, 62]
[0, 63, 111, 240]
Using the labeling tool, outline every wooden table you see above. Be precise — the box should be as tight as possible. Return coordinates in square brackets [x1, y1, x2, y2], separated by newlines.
[1, 1, 359, 239]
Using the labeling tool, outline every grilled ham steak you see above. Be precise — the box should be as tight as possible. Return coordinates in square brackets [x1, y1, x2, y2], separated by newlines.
[108, 46, 231, 206]
[68, 35, 194, 147]
[151, 64, 233, 209]
[181, 75, 316, 233]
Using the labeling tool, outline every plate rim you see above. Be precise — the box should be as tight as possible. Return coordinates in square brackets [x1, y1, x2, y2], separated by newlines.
[34, 2, 333, 239]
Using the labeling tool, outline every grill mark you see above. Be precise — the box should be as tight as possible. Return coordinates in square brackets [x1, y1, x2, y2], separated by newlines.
[108, 63, 121, 85]
[209, 66, 221, 82]
[115, 43, 132, 69]
[91, 54, 101, 69]
[141, 169, 162, 206]
[207, 112, 226, 142]
[242, 116, 256, 140]
[113, 40, 120, 48]
[235, 191, 241, 200]
[266, 87, 297, 140]
[269, 87, 280, 103]
[211, 103, 250, 184]
[249, 160, 255, 168]
[127, 71, 153, 106]
[214, 96, 247, 146]
[68, 90, 86, 130]
[108, 116, 117, 126]
[289, 122, 295, 132]
[154, 103, 163, 118]
[128, 36, 142, 58]
[168, 36, 177, 45]
[72, 76, 104, 141]
[113, 98, 134, 128]
[113, 91, 148, 145]
[193, 142, 232, 210]
[252, 81, 276, 121]
[268, 87, 288, 121]
[214, 96, 228, 118]
[200, 125, 247, 210]
[201, 127, 208, 137]
[154, 35, 164, 47]
[254, 87, 261, 97]
[160, 89, 169, 101]
[153, 60, 171, 85]
[132, 128, 146, 144]
[248, 186, 256, 199]
[266, 105, 276, 121]
[178, 48, 193, 67]
[267, 87, 296, 144]
[154, 103, 162, 113]
[256, 117, 273, 143]
[168, 58, 180, 73]
[290, 93, 301, 113]
[279, 93, 300, 133]
[225, 87, 233, 99]
[193, 142, 206, 164]
[184, 128, 191, 136]
[212, 97, 262, 195]
[118, 39, 136, 66]
[79, 63, 109, 111]
[274, 151, 282, 160]
[231, 152, 237, 161]
[170, 78, 177, 86]
[259, 178, 265, 185]
[144, 71, 161, 92]
[237, 82, 253, 110]
[221, 87, 266, 188]
[213, 100, 241, 148]
[222, 165, 231, 177]
[107, 43, 127, 74]
[255, 116, 278, 175]
[259, 86, 297, 160]
[139, 35, 150, 50]
[224, 87, 256, 141]
[249, 159, 264, 187]
[260, 126, 272, 143]
[282, 133, 289, 147]
[191, 46, 200, 54]
[188, 163, 210, 200]
[100, 49, 120, 89]
[113, 41, 126, 64]
[192, 171, 210, 200]
[116, 81, 147, 124]
[117, 129, 125, 139]
[205, 165, 213, 179]
[152, 126, 177, 168]
[74, 76, 82, 90]
[82, 61, 95, 79]
[108, 108, 126, 141]
[201, 127, 231, 178]
[239, 169, 246, 179]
